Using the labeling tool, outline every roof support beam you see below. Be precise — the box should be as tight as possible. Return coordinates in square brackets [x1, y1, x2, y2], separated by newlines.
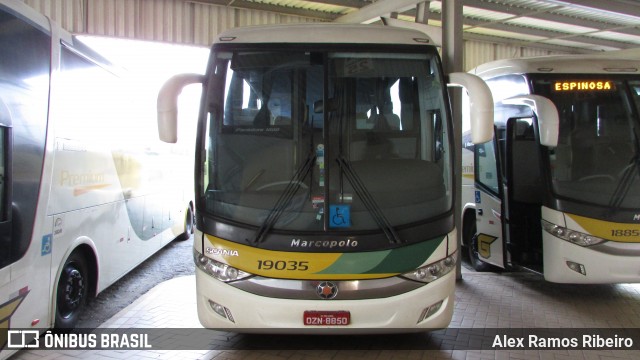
[415, 1, 430, 24]
[463, 32, 595, 54]
[334, 0, 423, 23]
[557, 0, 640, 19]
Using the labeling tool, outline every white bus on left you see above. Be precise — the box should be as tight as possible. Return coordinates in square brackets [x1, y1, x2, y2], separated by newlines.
[0, 0, 194, 357]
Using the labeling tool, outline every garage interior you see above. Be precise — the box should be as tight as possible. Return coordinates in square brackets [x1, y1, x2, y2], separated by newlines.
[14, 1, 640, 359]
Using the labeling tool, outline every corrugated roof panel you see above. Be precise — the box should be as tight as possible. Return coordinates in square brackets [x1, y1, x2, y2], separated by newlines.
[254, 0, 351, 15]
[506, 17, 598, 34]
[553, 5, 640, 26]
[463, 6, 514, 21]
[541, 38, 619, 52]
[491, 0, 559, 11]
[466, 27, 547, 42]
[591, 31, 640, 45]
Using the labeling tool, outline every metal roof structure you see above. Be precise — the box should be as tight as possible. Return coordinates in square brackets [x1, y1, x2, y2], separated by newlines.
[193, 0, 640, 53]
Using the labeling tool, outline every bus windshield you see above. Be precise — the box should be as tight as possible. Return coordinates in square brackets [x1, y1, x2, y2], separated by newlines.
[531, 75, 640, 208]
[201, 48, 451, 237]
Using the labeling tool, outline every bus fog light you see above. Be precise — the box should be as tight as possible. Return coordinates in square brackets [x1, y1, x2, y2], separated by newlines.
[417, 300, 443, 323]
[208, 300, 235, 323]
[566, 261, 586, 276]
[209, 300, 227, 318]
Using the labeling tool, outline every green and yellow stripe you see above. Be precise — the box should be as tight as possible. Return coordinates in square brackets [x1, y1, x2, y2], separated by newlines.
[205, 235, 445, 280]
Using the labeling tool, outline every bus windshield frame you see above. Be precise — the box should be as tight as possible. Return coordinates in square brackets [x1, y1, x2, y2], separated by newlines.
[196, 43, 454, 248]
[529, 73, 640, 211]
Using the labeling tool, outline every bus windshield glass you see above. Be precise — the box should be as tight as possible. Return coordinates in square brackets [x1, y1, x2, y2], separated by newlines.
[201, 48, 451, 235]
[531, 75, 640, 208]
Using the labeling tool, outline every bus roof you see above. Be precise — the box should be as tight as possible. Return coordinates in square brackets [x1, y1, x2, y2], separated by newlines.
[470, 53, 640, 79]
[214, 23, 435, 47]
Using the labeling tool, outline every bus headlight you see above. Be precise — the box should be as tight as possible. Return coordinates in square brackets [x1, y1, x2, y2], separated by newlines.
[194, 249, 252, 282]
[541, 220, 606, 247]
[401, 253, 457, 283]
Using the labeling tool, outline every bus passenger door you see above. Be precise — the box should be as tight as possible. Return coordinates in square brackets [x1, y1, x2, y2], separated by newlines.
[473, 134, 506, 269]
[504, 117, 544, 273]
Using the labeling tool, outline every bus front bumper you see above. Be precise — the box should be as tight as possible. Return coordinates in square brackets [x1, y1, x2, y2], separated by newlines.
[543, 234, 640, 284]
[194, 268, 455, 333]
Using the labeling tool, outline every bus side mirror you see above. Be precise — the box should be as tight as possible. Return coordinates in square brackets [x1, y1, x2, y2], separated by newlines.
[157, 73, 204, 143]
[448, 72, 494, 144]
[502, 95, 559, 147]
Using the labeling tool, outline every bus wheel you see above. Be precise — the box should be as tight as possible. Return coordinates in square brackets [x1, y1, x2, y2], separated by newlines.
[55, 251, 88, 329]
[466, 222, 491, 272]
[177, 206, 194, 241]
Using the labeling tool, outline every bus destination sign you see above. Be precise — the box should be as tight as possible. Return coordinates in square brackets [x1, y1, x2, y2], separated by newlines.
[554, 80, 614, 91]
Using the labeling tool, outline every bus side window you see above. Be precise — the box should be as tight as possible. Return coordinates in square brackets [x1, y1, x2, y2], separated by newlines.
[475, 139, 500, 195]
[0, 8, 51, 268]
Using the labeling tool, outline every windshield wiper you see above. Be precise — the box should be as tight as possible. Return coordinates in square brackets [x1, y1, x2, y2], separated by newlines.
[608, 130, 640, 214]
[336, 156, 402, 244]
[251, 152, 316, 244]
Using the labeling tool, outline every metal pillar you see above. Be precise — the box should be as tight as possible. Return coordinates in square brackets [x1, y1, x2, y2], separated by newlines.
[442, 0, 465, 280]
[415, 1, 430, 24]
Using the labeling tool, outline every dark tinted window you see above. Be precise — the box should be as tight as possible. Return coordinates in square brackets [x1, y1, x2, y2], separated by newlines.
[0, 6, 51, 267]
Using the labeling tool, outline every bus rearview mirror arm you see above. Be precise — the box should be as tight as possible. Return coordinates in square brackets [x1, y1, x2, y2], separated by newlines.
[502, 95, 560, 147]
[447, 73, 494, 144]
[157, 73, 205, 143]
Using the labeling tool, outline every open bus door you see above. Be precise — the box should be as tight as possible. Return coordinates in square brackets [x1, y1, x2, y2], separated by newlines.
[473, 114, 548, 272]
[471, 93, 559, 273]
[472, 115, 546, 272]
[504, 117, 545, 273]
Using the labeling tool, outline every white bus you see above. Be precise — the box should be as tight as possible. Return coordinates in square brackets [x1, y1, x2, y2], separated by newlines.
[0, 0, 193, 355]
[462, 54, 640, 284]
[158, 23, 493, 332]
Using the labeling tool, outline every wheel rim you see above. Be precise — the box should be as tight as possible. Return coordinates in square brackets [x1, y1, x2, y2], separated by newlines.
[58, 264, 85, 318]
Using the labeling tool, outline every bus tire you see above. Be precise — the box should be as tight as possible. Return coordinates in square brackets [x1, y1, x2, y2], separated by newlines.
[177, 205, 194, 241]
[464, 216, 491, 272]
[55, 251, 89, 329]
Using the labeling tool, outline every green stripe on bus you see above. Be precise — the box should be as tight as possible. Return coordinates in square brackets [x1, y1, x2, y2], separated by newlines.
[317, 236, 444, 275]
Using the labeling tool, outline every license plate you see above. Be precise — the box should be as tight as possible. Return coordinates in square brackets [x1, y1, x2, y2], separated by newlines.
[303, 311, 350, 326]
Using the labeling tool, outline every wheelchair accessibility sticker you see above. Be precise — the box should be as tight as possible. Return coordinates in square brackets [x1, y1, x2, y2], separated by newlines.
[329, 204, 351, 228]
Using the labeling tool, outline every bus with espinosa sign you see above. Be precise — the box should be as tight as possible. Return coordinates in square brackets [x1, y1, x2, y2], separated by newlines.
[461, 53, 640, 283]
